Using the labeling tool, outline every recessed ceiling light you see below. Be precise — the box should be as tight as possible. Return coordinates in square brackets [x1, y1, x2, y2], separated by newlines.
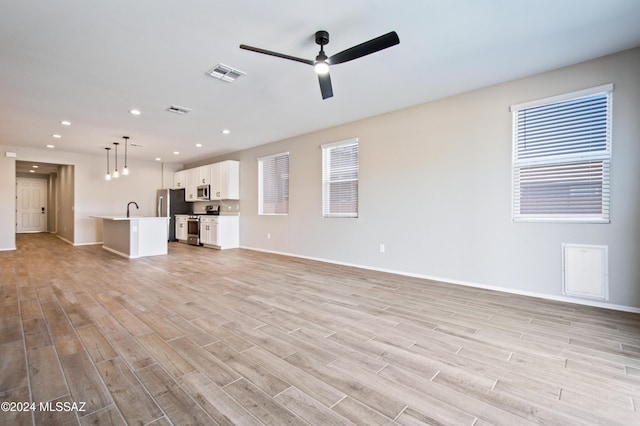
[155, 157, 162, 161]
[129, 109, 141, 116]
[195, 143, 202, 148]
[46, 144, 55, 149]
[60, 120, 71, 126]
[222, 129, 230, 135]
[32, 165, 39, 168]
[29, 170, 35, 173]
[52, 134, 61, 138]
[173, 151, 179, 155]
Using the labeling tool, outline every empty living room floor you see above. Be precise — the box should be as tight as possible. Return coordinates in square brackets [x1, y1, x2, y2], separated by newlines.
[1, 233, 640, 425]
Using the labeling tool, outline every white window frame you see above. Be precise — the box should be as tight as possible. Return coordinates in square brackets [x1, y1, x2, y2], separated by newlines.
[321, 138, 359, 218]
[510, 84, 612, 223]
[258, 152, 289, 215]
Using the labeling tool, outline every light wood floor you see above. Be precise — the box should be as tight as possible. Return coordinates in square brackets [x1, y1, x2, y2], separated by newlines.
[2, 234, 640, 425]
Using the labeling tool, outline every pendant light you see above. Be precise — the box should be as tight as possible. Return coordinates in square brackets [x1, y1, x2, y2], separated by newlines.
[105, 147, 112, 181]
[121, 136, 129, 175]
[112, 142, 120, 178]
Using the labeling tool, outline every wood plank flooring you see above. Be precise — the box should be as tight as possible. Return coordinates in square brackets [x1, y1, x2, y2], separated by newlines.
[1, 233, 640, 425]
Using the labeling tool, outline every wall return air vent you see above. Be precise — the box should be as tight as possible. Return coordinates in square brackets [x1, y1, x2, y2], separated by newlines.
[166, 105, 192, 115]
[205, 63, 246, 83]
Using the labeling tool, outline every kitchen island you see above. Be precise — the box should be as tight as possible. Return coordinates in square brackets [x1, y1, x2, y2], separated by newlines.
[92, 216, 168, 259]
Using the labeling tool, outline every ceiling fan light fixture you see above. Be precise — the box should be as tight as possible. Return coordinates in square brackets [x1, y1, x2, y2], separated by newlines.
[240, 29, 399, 99]
[314, 61, 329, 74]
[314, 50, 329, 74]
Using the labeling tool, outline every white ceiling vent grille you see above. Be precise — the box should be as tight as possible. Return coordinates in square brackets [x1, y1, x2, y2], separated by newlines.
[206, 63, 246, 83]
[166, 105, 192, 115]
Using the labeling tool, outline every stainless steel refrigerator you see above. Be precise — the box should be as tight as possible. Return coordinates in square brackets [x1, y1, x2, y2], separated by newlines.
[156, 189, 192, 241]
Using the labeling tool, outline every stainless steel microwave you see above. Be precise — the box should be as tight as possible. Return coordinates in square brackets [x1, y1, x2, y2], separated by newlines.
[196, 184, 210, 200]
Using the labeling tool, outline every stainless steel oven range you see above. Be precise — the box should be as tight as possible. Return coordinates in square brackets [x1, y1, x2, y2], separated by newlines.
[186, 215, 201, 246]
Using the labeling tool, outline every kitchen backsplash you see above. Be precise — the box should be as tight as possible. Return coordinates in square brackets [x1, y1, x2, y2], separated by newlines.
[193, 200, 240, 214]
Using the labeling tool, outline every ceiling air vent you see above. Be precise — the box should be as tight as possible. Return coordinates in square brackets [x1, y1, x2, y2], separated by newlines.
[166, 105, 192, 115]
[205, 63, 246, 83]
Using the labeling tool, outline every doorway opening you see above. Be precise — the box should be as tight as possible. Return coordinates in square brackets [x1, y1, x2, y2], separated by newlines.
[15, 161, 73, 240]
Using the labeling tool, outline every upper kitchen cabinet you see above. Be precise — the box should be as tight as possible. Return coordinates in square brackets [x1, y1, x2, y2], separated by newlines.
[173, 170, 186, 189]
[175, 160, 239, 201]
[198, 165, 211, 185]
[210, 160, 239, 200]
[185, 169, 198, 201]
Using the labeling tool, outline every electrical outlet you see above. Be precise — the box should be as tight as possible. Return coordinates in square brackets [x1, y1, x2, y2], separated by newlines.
[267, 233, 271, 240]
[379, 243, 385, 253]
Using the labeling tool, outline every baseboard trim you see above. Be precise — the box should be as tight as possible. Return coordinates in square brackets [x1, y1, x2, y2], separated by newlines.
[55, 235, 102, 247]
[56, 235, 74, 246]
[102, 245, 131, 259]
[0, 246, 17, 252]
[241, 245, 640, 314]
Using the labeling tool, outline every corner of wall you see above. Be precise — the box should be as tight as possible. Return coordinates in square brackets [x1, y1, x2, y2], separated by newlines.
[0, 154, 16, 250]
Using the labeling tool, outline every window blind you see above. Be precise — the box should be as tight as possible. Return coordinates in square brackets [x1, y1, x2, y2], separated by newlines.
[322, 139, 359, 218]
[511, 85, 612, 223]
[258, 152, 289, 215]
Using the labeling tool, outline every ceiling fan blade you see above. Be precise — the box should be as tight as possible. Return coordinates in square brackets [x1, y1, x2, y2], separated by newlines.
[239, 44, 314, 66]
[328, 31, 399, 65]
[318, 72, 333, 99]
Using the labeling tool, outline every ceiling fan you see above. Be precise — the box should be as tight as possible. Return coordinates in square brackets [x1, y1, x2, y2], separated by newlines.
[240, 30, 400, 99]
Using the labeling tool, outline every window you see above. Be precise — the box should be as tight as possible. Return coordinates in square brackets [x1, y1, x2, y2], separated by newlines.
[511, 84, 612, 223]
[258, 152, 289, 215]
[322, 139, 359, 218]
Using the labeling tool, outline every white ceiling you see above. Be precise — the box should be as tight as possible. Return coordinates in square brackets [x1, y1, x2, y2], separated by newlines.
[1, 0, 640, 165]
[15, 160, 60, 175]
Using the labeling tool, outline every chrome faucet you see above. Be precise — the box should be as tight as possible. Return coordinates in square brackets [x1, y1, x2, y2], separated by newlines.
[126, 201, 139, 218]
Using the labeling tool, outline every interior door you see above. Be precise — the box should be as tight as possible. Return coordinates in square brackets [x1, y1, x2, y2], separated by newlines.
[16, 178, 47, 233]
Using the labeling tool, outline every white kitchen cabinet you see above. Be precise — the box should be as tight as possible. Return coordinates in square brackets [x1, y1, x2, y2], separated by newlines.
[185, 169, 198, 201]
[209, 163, 222, 200]
[175, 160, 239, 201]
[210, 160, 239, 200]
[198, 165, 211, 185]
[173, 170, 186, 189]
[175, 215, 188, 241]
[199, 215, 239, 249]
[199, 216, 217, 247]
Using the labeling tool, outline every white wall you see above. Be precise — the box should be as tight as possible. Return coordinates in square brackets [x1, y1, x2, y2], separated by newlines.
[57, 164, 74, 243]
[161, 162, 182, 189]
[0, 154, 16, 250]
[0, 148, 172, 247]
[221, 47, 640, 310]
